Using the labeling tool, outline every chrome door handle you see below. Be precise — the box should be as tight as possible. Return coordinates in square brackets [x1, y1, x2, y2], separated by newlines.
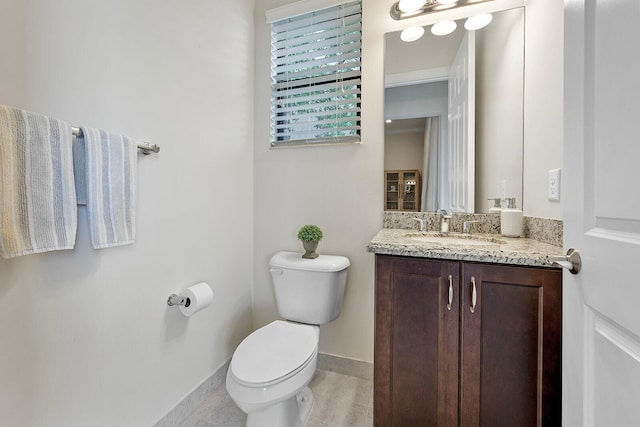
[470, 276, 477, 313]
[546, 248, 582, 274]
[447, 274, 453, 311]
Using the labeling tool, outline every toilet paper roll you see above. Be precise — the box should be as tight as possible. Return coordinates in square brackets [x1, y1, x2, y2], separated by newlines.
[179, 282, 213, 317]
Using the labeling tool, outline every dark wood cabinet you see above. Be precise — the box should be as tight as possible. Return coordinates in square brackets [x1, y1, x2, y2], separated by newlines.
[374, 256, 459, 426]
[384, 170, 421, 211]
[374, 255, 562, 427]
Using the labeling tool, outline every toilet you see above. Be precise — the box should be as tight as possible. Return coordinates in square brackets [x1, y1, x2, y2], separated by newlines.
[226, 251, 350, 427]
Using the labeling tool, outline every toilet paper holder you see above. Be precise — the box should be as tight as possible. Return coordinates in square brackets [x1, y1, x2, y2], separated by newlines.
[167, 294, 191, 307]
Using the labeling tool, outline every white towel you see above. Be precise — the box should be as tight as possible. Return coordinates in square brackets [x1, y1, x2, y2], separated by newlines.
[75, 127, 137, 249]
[0, 105, 77, 258]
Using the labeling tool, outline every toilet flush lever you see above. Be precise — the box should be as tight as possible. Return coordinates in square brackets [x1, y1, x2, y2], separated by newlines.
[269, 268, 283, 276]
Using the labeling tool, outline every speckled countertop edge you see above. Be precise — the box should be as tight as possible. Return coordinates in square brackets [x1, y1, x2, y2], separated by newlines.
[367, 228, 564, 268]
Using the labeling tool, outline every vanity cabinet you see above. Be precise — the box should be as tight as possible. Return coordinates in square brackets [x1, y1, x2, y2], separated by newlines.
[384, 170, 421, 211]
[374, 255, 562, 427]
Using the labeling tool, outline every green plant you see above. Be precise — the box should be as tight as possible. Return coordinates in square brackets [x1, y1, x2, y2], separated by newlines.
[297, 224, 323, 242]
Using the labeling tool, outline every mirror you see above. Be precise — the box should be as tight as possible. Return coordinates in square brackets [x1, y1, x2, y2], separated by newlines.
[384, 7, 524, 213]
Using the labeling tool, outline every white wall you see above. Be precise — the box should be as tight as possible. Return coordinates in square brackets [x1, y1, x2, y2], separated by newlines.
[0, 0, 255, 425]
[253, 0, 387, 363]
[253, 0, 564, 365]
[476, 8, 524, 211]
[384, 131, 425, 171]
[385, 81, 449, 121]
[0, 0, 26, 105]
[385, 27, 463, 76]
[523, 0, 564, 219]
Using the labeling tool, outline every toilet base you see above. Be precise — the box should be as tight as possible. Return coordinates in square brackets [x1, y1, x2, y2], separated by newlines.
[296, 386, 314, 424]
[246, 387, 314, 427]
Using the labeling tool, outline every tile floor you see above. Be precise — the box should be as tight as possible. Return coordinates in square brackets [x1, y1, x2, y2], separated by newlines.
[177, 369, 373, 427]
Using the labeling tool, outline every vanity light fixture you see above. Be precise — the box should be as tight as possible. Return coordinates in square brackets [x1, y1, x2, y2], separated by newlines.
[464, 13, 493, 30]
[431, 20, 457, 36]
[393, 0, 495, 40]
[400, 25, 426, 42]
[398, 0, 427, 13]
[390, 0, 493, 20]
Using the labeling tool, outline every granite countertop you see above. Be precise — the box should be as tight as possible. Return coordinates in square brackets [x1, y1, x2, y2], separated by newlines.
[367, 228, 564, 268]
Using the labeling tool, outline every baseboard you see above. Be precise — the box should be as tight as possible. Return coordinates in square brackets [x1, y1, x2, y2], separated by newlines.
[317, 353, 374, 381]
[154, 353, 373, 426]
[154, 360, 230, 427]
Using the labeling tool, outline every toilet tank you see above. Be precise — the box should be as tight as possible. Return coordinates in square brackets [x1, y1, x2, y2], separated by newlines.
[269, 251, 350, 325]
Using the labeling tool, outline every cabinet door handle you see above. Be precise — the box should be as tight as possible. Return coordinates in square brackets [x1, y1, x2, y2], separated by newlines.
[447, 274, 453, 311]
[470, 276, 477, 313]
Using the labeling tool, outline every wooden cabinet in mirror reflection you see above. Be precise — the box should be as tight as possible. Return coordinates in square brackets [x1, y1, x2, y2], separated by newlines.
[385, 170, 421, 211]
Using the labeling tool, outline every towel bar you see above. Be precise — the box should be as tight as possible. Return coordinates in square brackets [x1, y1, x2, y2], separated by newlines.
[71, 127, 160, 155]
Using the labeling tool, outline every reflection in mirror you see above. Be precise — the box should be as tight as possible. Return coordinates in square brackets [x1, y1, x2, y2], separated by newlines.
[384, 7, 524, 213]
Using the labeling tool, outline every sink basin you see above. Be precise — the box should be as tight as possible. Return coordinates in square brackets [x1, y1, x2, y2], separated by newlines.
[404, 232, 506, 246]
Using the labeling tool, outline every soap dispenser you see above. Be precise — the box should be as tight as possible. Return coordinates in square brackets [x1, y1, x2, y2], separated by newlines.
[500, 197, 523, 237]
[487, 198, 502, 214]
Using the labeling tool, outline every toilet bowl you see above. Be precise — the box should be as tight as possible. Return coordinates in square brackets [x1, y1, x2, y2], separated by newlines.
[226, 320, 319, 427]
[226, 251, 350, 427]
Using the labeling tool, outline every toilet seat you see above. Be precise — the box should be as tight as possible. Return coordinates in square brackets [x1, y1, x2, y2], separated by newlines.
[230, 320, 318, 388]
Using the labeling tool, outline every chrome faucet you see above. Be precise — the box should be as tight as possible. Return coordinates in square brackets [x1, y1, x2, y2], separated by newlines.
[440, 209, 451, 234]
[413, 217, 427, 232]
[462, 220, 480, 234]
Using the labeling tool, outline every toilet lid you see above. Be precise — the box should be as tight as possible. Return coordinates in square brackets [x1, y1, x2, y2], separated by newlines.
[231, 320, 318, 386]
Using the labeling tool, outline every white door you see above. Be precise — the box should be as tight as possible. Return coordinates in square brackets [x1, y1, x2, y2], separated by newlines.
[447, 30, 475, 213]
[564, 0, 640, 425]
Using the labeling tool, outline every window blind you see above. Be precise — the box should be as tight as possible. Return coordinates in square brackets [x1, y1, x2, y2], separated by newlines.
[270, 1, 362, 146]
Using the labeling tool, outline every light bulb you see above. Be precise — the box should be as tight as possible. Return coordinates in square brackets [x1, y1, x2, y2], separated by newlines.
[400, 26, 425, 42]
[431, 20, 457, 36]
[398, 0, 427, 13]
[464, 13, 493, 31]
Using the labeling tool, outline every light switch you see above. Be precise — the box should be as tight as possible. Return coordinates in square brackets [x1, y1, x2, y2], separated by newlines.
[548, 169, 561, 201]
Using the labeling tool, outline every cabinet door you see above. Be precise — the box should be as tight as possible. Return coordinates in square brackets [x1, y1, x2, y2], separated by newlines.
[384, 170, 421, 211]
[399, 171, 420, 212]
[385, 171, 400, 210]
[460, 263, 562, 427]
[375, 255, 459, 426]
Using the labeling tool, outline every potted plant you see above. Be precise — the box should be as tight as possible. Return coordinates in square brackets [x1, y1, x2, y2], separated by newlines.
[297, 224, 323, 259]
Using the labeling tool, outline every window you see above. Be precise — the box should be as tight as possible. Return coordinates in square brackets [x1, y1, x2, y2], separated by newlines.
[270, 1, 362, 146]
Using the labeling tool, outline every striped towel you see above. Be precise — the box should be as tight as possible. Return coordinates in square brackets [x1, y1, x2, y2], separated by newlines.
[0, 106, 77, 258]
[75, 127, 137, 249]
